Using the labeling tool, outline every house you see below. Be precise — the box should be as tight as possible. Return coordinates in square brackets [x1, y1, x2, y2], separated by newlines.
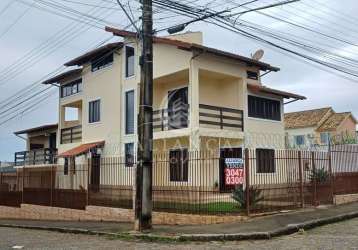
[285, 107, 357, 148]
[22, 28, 306, 192]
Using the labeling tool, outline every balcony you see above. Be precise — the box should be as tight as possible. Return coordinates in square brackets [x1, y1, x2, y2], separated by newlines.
[60, 125, 82, 144]
[153, 104, 189, 132]
[14, 148, 57, 166]
[199, 104, 244, 131]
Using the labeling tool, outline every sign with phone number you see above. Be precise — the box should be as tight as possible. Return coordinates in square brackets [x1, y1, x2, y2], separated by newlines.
[224, 158, 244, 185]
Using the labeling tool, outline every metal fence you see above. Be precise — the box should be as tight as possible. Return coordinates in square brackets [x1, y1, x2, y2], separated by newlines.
[1, 145, 358, 216]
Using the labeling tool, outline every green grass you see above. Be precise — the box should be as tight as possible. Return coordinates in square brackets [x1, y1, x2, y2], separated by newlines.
[153, 201, 242, 214]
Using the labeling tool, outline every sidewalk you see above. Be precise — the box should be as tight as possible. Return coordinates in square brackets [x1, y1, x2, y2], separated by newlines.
[1, 202, 358, 241]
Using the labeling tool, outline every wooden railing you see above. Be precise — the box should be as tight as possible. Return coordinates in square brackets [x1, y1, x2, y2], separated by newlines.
[14, 148, 57, 166]
[153, 104, 189, 132]
[199, 104, 244, 131]
[60, 125, 82, 144]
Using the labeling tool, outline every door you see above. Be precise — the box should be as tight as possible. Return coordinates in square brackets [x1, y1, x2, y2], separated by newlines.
[49, 133, 57, 149]
[219, 148, 243, 192]
[168, 87, 188, 130]
[90, 154, 101, 192]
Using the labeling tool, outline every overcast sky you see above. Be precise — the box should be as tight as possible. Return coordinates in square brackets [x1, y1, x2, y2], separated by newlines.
[0, 0, 358, 161]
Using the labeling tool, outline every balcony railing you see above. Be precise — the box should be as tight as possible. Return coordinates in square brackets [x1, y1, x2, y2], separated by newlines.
[60, 125, 82, 144]
[14, 148, 57, 166]
[199, 104, 244, 131]
[153, 104, 189, 132]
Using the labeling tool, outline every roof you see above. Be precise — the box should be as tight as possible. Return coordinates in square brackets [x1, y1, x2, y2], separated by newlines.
[247, 83, 306, 100]
[317, 112, 357, 132]
[284, 107, 333, 129]
[105, 27, 280, 72]
[14, 123, 58, 135]
[42, 68, 82, 85]
[57, 141, 105, 158]
[64, 42, 123, 66]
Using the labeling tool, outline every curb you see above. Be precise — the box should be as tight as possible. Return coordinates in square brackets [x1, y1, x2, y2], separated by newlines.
[1, 211, 358, 242]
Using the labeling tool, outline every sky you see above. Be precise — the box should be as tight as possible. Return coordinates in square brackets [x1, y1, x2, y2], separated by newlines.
[0, 0, 358, 161]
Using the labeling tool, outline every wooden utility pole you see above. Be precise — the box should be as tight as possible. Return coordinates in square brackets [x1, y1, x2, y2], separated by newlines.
[135, 0, 153, 231]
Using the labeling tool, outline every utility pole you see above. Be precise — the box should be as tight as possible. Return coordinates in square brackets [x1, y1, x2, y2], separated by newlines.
[135, 0, 153, 231]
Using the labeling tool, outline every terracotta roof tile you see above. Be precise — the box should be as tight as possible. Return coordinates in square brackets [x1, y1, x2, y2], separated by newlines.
[317, 112, 353, 131]
[58, 141, 105, 158]
[284, 107, 332, 129]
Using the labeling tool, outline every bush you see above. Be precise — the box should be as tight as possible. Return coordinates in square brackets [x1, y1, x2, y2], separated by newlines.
[309, 167, 329, 184]
[232, 185, 263, 209]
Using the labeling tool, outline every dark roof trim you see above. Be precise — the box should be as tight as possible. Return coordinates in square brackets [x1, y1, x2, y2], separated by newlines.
[105, 27, 280, 72]
[14, 124, 58, 135]
[247, 83, 306, 100]
[64, 42, 123, 66]
[42, 69, 82, 85]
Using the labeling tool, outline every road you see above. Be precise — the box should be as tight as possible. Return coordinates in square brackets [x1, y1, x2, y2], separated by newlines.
[1, 218, 358, 249]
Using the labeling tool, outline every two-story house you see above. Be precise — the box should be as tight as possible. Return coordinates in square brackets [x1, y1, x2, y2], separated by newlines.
[39, 28, 305, 191]
[285, 107, 357, 148]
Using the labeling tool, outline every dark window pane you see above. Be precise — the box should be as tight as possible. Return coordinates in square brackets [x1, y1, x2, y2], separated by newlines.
[125, 46, 135, 77]
[247, 71, 259, 80]
[89, 100, 100, 123]
[125, 143, 135, 167]
[91, 53, 113, 72]
[125, 90, 135, 134]
[64, 158, 69, 175]
[256, 148, 275, 173]
[169, 149, 188, 182]
[61, 79, 82, 98]
[248, 95, 281, 121]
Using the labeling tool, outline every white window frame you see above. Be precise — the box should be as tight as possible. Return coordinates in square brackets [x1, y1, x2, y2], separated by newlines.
[88, 98, 101, 124]
[124, 45, 135, 79]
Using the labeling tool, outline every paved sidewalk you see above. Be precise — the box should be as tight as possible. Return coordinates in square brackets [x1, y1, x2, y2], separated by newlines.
[1, 202, 358, 241]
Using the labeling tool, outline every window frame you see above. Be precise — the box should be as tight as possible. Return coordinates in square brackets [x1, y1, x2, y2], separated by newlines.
[320, 132, 330, 145]
[64, 158, 69, 176]
[60, 79, 82, 98]
[295, 135, 305, 146]
[256, 148, 276, 174]
[124, 143, 135, 167]
[125, 46, 135, 78]
[169, 148, 189, 182]
[125, 90, 135, 134]
[91, 52, 114, 72]
[88, 99, 101, 124]
[248, 95, 281, 121]
[247, 71, 259, 80]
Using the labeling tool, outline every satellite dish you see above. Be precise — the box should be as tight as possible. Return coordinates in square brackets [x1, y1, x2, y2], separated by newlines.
[251, 49, 265, 61]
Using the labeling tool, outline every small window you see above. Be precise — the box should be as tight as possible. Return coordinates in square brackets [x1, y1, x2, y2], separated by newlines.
[61, 79, 82, 98]
[320, 132, 330, 145]
[125, 143, 135, 167]
[64, 158, 69, 175]
[125, 46, 135, 78]
[248, 95, 281, 121]
[247, 71, 259, 80]
[125, 90, 135, 134]
[169, 149, 188, 182]
[71, 157, 76, 175]
[295, 135, 305, 146]
[91, 53, 113, 72]
[89, 100, 101, 123]
[256, 148, 275, 173]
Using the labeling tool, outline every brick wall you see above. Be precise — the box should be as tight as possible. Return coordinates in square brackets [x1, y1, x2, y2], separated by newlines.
[0, 204, 246, 225]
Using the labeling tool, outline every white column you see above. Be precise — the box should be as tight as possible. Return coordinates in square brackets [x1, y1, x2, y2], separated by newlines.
[189, 58, 200, 151]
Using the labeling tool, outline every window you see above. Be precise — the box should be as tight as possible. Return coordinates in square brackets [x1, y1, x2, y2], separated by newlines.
[125, 90, 135, 134]
[248, 95, 281, 121]
[125, 143, 135, 167]
[64, 158, 69, 175]
[169, 149, 188, 182]
[61, 79, 82, 98]
[89, 100, 101, 123]
[320, 132, 330, 145]
[125, 46, 135, 77]
[91, 53, 113, 72]
[256, 148, 275, 173]
[295, 135, 305, 146]
[247, 71, 259, 80]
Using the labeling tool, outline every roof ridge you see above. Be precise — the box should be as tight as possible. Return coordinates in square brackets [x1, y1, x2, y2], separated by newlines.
[285, 107, 332, 115]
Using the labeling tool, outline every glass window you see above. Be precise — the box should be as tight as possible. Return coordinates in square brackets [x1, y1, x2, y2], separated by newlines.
[247, 71, 259, 80]
[256, 148, 275, 173]
[169, 149, 188, 182]
[248, 95, 281, 121]
[64, 158, 69, 175]
[89, 100, 101, 123]
[125, 143, 135, 167]
[125, 90, 135, 134]
[125, 46, 135, 77]
[295, 135, 305, 146]
[320, 132, 330, 145]
[91, 53, 113, 72]
[61, 79, 82, 98]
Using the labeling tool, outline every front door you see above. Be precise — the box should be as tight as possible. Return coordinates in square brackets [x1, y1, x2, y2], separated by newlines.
[90, 154, 101, 192]
[219, 148, 243, 192]
[168, 87, 188, 130]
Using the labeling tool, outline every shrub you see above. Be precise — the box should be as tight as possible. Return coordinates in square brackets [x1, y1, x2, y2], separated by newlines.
[309, 167, 329, 184]
[232, 185, 263, 209]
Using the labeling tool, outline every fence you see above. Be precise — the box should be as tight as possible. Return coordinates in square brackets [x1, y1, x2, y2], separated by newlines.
[1, 145, 358, 216]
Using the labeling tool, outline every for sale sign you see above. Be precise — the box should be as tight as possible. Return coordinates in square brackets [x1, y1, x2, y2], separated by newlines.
[224, 158, 244, 185]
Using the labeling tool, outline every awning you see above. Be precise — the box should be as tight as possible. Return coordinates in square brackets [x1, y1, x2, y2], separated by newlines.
[57, 141, 105, 158]
[247, 83, 306, 100]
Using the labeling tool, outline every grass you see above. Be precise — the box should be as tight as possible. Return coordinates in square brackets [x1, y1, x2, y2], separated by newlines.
[153, 201, 242, 214]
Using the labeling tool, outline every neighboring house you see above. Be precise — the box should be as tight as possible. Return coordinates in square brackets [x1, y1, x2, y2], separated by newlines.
[285, 107, 357, 148]
[17, 29, 305, 191]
